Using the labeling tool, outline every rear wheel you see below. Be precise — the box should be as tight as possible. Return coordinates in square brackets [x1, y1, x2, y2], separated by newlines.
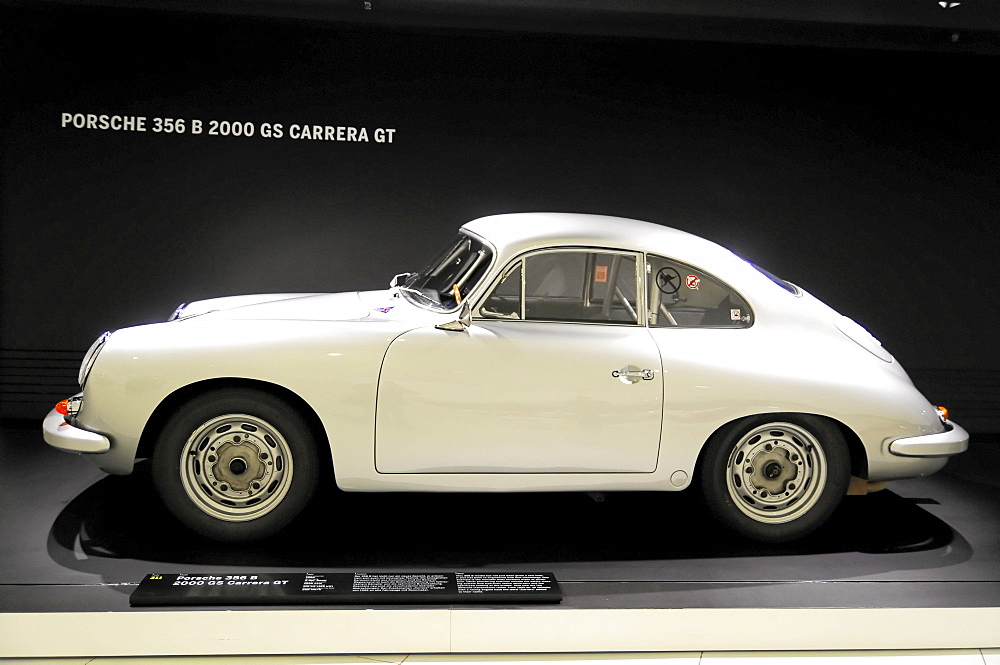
[152, 389, 319, 542]
[701, 414, 851, 542]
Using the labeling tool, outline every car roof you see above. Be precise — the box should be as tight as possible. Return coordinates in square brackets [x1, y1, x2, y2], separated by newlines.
[461, 212, 823, 326]
[461, 212, 740, 268]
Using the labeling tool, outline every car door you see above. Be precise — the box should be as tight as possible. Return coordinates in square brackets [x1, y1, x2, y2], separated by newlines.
[375, 249, 663, 474]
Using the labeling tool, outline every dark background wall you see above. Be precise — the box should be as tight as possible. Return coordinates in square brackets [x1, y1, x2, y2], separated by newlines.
[2, 2, 998, 427]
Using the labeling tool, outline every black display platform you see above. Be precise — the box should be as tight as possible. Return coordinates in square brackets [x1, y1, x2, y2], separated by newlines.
[1, 421, 999, 613]
[130, 572, 563, 606]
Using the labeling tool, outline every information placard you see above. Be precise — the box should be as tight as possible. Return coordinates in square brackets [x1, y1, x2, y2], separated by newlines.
[130, 572, 562, 606]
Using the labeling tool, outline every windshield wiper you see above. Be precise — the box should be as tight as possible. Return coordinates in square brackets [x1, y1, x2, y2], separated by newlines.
[395, 283, 438, 305]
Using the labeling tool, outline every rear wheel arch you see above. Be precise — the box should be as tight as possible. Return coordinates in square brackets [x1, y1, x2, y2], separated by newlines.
[694, 411, 856, 542]
[695, 412, 864, 482]
[835, 420, 869, 479]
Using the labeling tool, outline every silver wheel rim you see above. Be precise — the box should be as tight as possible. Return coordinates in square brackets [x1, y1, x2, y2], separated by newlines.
[179, 414, 294, 522]
[725, 422, 828, 524]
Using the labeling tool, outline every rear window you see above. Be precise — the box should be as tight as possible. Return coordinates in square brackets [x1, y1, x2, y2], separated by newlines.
[749, 262, 800, 296]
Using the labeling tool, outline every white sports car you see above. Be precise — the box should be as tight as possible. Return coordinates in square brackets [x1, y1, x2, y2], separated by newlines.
[43, 213, 968, 543]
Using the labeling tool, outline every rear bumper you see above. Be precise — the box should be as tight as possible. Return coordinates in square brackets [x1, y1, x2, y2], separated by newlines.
[42, 408, 111, 454]
[888, 420, 969, 458]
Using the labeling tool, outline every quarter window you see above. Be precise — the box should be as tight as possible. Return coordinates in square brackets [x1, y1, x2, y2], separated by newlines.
[647, 255, 752, 328]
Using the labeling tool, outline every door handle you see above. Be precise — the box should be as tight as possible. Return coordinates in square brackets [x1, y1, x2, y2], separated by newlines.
[612, 367, 654, 384]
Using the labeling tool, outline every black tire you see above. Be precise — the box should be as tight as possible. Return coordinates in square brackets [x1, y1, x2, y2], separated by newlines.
[151, 388, 320, 542]
[700, 414, 851, 543]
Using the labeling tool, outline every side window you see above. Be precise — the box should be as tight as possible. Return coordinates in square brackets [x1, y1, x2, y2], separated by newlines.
[647, 255, 752, 328]
[479, 250, 640, 324]
[479, 260, 522, 319]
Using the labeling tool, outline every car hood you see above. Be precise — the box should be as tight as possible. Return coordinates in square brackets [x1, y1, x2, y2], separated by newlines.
[175, 292, 373, 322]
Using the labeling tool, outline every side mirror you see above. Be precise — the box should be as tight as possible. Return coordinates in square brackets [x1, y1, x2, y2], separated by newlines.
[435, 301, 472, 332]
[390, 272, 413, 288]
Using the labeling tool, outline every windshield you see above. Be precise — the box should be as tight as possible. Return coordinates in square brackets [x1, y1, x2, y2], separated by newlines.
[401, 233, 493, 311]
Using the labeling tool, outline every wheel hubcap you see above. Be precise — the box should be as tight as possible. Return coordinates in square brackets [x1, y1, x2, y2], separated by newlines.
[227, 456, 249, 477]
[725, 422, 827, 524]
[178, 414, 293, 522]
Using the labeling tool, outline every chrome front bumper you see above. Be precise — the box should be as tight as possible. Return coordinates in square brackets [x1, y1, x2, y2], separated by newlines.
[42, 408, 111, 454]
[888, 420, 970, 458]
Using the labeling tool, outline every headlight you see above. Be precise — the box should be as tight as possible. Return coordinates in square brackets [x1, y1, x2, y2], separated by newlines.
[79, 331, 111, 388]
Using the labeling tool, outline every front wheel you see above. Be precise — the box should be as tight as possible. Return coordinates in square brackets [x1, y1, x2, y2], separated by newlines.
[700, 414, 851, 543]
[152, 389, 320, 542]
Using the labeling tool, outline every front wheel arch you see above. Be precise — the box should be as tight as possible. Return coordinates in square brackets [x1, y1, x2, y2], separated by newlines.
[137, 378, 331, 468]
[150, 386, 325, 541]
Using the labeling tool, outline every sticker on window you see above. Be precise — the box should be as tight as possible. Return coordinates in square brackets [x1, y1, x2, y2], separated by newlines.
[731, 309, 741, 321]
[686, 275, 700, 290]
[594, 265, 609, 283]
[655, 267, 681, 294]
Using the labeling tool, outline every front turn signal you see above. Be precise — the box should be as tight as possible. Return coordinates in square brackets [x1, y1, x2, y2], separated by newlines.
[935, 405, 950, 422]
[55, 399, 69, 416]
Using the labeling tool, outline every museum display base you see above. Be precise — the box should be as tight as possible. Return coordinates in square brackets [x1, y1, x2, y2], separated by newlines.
[2, 422, 998, 657]
[4, 606, 1000, 657]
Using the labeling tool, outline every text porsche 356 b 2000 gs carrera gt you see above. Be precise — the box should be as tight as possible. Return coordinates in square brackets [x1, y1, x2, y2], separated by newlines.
[43, 213, 968, 543]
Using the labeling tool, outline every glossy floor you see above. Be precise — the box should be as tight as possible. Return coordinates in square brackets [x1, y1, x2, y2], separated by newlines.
[1, 423, 999, 656]
[3, 425, 999, 610]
